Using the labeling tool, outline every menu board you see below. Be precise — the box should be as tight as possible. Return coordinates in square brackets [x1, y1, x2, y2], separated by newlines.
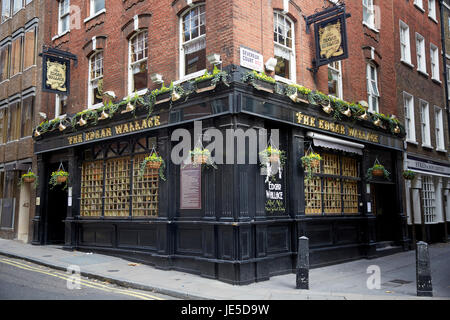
[265, 175, 286, 214]
[180, 165, 202, 210]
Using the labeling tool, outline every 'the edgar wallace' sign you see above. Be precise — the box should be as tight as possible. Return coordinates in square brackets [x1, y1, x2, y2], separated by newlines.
[42, 54, 71, 95]
[314, 13, 348, 67]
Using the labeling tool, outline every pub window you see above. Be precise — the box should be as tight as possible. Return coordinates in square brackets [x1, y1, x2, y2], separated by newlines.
[80, 160, 104, 217]
[1, 0, 11, 23]
[104, 157, 131, 217]
[273, 11, 296, 82]
[180, 3, 206, 78]
[132, 154, 159, 217]
[24, 25, 37, 70]
[328, 61, 342, 99]
[58, 0, 70, 35]
[305, 152, 360, 216]
[10, 34, 23, 76]
[128, 30, 148, 95]
[6, 101, 21, 142]
[20, 95, 33, 137]
[0, 42, 10, 82]
[88, 51, 103, 108]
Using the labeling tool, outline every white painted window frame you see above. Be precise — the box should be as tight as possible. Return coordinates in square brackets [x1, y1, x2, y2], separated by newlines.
[403, 92, 416, 143]
[328, 61, 343, 99]
[88, 51, 103, 109]
[366, 62, 379, 113]
[399, 20, 411, 64]
[430, 43, 439, 81]
[273, 11, 296, 83]
[416, 33, 427, 74]
[422, 175, 436, 224]
[58, 0, 70, 35]
[128, 30, 148, 96]
[419, 99, 432, 147]
[434, 106, 445, 151]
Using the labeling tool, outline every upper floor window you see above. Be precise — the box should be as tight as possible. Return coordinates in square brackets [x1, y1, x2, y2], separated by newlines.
[59, 0, 70, 34]
[416, 33, 426, 74]
[24, 24, 37, 69]
[1, 0, 11, 22]
[328, 61, 342, 99]
[0, 42, 10, 82]
[366, 63, 379, 112]
[21, 95, 33, 137]
[10, 34, 23, 76]
[0, 107, 5, 144]
[435, 107, 445, 150]
[55, 94, 67, 118]
[419, 100, 431, 147]
[6, 100, 21, 142]
[428, 0, 436, 20]
[403, 93, 415, 142]
[180, 4, 206, 78]
[399, 21, 411, 64]
[129, 31, 148, 95]
[88, 51, 103, 108]
[12, 0, 22, 15]
[430, 44, 439, 81]
[90, 0, 104, 16]
[273, 11, 296, 82]
[363, 0, 375, 29]
[414, 0, 424, 10]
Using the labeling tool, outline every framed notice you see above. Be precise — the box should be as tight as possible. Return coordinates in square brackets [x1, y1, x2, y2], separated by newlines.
[180, 164, 202, 210]
[240, 46, 263, 72]
[265, 175, 286, 214]
[314, 13, 348, 67]
[42, 54, 70, 95]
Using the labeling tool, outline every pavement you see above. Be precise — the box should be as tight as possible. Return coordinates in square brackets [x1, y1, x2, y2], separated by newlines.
[0, 238, 449, 300]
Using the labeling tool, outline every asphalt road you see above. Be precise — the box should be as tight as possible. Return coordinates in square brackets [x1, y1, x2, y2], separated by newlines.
[0, 255, 177, 300]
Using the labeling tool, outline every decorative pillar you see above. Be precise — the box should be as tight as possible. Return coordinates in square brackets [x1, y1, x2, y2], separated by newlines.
[63, 148, 78, 250]
[32, 154, 46, 245]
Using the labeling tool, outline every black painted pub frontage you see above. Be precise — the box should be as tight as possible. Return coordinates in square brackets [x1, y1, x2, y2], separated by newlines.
[31, 66, 408, 285]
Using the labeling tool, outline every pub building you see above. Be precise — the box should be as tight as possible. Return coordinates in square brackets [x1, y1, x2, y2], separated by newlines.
[31, 65, 408, 285]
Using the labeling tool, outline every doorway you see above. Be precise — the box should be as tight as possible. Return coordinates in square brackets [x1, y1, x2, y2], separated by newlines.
[45, 163, 68, 244]
[371, 184, 398, 242]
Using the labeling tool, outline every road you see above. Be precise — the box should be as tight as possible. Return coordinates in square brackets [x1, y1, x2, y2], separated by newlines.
[0, 255, 177, 300]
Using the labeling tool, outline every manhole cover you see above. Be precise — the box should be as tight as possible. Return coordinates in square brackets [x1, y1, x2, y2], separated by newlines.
[107, 270, 119, 273]
[390, 279, 412, 285]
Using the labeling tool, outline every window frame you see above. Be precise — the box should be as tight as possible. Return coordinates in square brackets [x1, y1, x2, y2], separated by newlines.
[419, 99, 432, 148]
[273, 11, 296, 83]
[90, 0, 105, 17]
[20, 94, 34, 138]
[23, 23, 37, 71]
[366, 62, 379, 113]
[0, 41, 10, 83]
[1, 0, 11, 23]
[88, 50, 104, 109]
[428, 0, 437, 21]
[434, 107, 445, 151]
[414, 0, 424, 10]
[399, 20, 411, 64]
[403, 92, 416, 143]
[416, 33, 427, 74]
[10, 33, 23, 77]
[362, 0, 376, 30]
[328, 60, 343, 99]
[179, 3, 207, 80]
[128, 30, 149, 96]
[58, 0, 70, 35]
[430, 43, 439, 81]
[422, 175, 436, 224]
[12, 0, 23, 15]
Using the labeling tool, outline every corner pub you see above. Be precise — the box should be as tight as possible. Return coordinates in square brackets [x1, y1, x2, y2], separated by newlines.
[31, 65, 408, 285]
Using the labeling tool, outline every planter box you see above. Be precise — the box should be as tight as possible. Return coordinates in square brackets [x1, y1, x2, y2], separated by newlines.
[252, 79, 275, 93]
[155, 91, 171, 105]
[195, 78, 216, 93]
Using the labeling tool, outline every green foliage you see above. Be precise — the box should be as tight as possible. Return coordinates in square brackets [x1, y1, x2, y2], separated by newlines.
[366, 163, 390, 180]
[138, 153, 166, 181]
[300, 153, 322, 181]
[49, 170, 69, 190]
[402, 170, 416, 180]
[242, 70, 276, 84]
[19, 172, 38, 189]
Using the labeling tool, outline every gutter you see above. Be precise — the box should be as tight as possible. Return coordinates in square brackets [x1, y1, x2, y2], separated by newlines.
[439, 1, 450, 143]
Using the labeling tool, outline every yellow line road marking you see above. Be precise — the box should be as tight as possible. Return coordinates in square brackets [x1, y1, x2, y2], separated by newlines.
[0, 258, 164, 300]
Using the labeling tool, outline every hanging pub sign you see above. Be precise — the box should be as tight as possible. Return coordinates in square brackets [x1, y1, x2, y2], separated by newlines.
[42, 54, 70, 95]
[313, 11, 349, 68]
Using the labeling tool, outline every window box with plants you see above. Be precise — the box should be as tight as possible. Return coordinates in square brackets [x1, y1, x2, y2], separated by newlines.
[243, 70, 276, 93]
[286, 84, 311, 104]
[194, 65, 220, 93]
[301, 152, 322, 181]
[153, 83, 173, 104]
[138, 153, 166, 181]
[49, 170, 69, 189]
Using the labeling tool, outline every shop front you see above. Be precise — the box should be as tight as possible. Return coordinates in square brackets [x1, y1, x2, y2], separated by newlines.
[31, 66, 408, 284]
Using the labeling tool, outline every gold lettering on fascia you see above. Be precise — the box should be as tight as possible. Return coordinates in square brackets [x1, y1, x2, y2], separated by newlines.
[68, 116, 161, 145]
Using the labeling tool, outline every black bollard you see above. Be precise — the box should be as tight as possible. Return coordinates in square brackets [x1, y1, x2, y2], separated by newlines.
[296, 236, 309, 290]
[416, 241, 433, 297]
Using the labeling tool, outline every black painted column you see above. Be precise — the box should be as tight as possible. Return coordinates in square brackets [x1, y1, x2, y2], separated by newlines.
[361, 148, 377, 258]
[32, 154, 46, 245]
[63, 148, 78, 250]
[394, 150, 409, 250]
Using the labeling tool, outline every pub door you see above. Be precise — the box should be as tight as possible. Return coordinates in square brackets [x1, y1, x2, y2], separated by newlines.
[371, 184, 398, 242]
[45, 163, 68, 244]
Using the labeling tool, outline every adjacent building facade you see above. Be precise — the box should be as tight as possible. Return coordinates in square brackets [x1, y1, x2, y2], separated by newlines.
[0, 0, 44, 242]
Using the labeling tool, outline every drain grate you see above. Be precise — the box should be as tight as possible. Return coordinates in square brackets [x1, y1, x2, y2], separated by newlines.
[107, 270, 119, 273]
[42, 255, 52, 257]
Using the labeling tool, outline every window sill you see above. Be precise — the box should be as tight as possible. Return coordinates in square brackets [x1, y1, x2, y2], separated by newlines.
[414, 4, 425, 13]
[1, 17, 11, 24]
[274, 75, 295, 85]
[0, 79, 9, 85]
[422, 144, 434, 150]
[52, 30, 70, 41]
[84, 9, 106, 23]
[417, 69, 429, 78]
[10, 72, 22, 79]
[23, 65, 36, 73]
[401, 60, 414, 69]
[88, 103, 103, 110]
[407, 140, 419, 145]
[362, 22, 379, 33]
[432, 78, 442, 85]
[436, 148, 447, 153]
[174, 69, 207, 85]
[428, 15, 438, 24]
[13, 8, 24, 16]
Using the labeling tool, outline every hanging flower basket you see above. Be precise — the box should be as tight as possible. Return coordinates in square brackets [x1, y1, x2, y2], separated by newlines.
[259, 145, 286, 182]
[139, 153, 166, 181]
[366, 162, 390, 180]
[20, 171, 38, 188]
[402, 170, 416, 180]
[190, 148, 213, 166]
[49, 170, 69, 189]
[301, 152, 322, 181]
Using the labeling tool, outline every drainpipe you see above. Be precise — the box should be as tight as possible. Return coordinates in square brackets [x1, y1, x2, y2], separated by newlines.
[439, 0, 450, 140]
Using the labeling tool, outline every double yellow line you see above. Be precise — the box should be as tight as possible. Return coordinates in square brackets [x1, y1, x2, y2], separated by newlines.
[0, 257, 165, 300]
